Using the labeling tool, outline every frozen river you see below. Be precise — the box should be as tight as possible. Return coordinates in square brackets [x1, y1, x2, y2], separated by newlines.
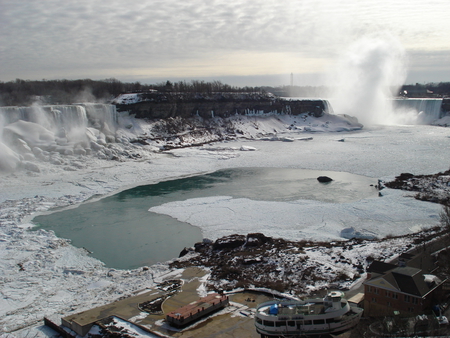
[1, 118, 450, 335]
[32, 167, 378, 269]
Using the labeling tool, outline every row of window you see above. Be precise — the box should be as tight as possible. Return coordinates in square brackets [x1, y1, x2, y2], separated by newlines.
[256, 317, 338, 327]
[368, 287, 420, 304]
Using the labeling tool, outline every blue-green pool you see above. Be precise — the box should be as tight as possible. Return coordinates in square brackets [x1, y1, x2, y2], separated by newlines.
[32, 168, 378, 269]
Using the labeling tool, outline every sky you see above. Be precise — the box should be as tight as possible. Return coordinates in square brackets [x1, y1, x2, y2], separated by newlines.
[1, 0, 450, 87]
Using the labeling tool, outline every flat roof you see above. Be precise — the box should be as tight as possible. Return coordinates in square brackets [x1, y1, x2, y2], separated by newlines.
[63, 289, 165, 326]
[167, 293, 228, 320]
[347, 293, 364, 304]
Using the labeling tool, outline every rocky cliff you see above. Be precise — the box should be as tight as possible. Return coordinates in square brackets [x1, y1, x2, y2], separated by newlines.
[442, 98, 450, 114]
[113, 92, 329, 119]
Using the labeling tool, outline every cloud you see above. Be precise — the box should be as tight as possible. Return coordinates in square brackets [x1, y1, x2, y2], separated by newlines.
[1, 0, 450, 84]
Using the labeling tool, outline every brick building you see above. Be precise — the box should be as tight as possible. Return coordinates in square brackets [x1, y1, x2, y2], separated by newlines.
[364, 252, 446, 317]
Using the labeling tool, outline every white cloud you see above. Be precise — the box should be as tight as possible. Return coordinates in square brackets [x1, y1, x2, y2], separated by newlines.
[1, 0, 450, 84]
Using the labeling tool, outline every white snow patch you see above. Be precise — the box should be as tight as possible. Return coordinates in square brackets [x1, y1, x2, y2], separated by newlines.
[149, 190, 440, 241]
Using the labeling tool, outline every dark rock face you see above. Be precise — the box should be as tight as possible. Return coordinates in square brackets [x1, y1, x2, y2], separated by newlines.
[179, 247, 189, 257]
[212, 234, 246, 250]
[209, 233, 272, 250]
[245, 233, 272, 247]
[115, 92, 329, 119]
[317, 176, 333, 183]
[442, 98, 450, 114]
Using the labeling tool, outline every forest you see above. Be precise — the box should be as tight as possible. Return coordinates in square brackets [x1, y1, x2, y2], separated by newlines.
[0, 78, 449, 106]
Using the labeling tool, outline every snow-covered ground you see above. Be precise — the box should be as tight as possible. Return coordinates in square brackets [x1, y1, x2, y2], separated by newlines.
[1, 107, 450, 336]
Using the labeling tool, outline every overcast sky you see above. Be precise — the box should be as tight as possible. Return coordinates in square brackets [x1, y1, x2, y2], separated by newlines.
[1, 0, 450, 86]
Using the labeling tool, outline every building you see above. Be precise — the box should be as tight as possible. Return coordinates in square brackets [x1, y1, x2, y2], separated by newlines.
[364, 252, 446, 317]
[166, 292, 229, 328]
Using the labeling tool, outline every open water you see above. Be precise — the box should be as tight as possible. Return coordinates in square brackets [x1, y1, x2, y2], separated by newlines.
[33, 167, 378, 269]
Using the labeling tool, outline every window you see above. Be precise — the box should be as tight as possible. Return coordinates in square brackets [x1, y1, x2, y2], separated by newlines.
[326, 318, 335, 324]
[387, 302, 391, 307]
[256, 317, 263, 324]
[405, 295, 410, 302]
[263, 320, 274, 327]
[372, 298, 377, 303]
[392, 293, 398, 299]
[412, 298, 418, 304]
[287, 321, 295, 327]
[304, 320, 312, 325]
[314, 319, 325, 325]
[275, 321, 285, 327]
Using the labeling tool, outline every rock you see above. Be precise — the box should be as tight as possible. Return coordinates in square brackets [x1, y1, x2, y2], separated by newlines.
[317, 176, 333, 183]
[50, 157, 63, 165]
[244, 233, 271, 247]
[213, 234, 246, 250]
[240, 146, 256, 151]
[90, 141, 103, 151]
[179, 247, 189, 257]
[23, 161, 40, 173]
[340, 227, 377, 240]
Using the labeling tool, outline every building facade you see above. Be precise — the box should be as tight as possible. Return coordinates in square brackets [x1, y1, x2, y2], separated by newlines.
[364, 253, 445, 317]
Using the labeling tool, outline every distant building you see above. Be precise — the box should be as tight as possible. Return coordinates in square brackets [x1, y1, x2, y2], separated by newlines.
[364, 252, 446, 317]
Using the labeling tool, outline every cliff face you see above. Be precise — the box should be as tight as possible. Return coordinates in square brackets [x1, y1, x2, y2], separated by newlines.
[442, 98, 450, 114]
[113, 92, 329, 119]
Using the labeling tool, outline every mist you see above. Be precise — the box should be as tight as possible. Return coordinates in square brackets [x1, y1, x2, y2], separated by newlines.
[328, 34, 408, 126]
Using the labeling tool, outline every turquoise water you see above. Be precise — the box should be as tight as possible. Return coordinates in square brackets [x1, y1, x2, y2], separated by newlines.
[32, 168, 378, 269]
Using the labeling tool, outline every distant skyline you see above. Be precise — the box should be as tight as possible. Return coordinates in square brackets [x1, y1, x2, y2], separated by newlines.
[1, 0, 450, 87]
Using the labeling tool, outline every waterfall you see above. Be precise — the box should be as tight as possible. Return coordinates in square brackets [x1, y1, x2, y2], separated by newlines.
[323, 99, 335, 115]
[393, 98, 443, 124]
[0, 104, 118, 172]
[81, 103, 117, 133]
[0, 104, 117, 132]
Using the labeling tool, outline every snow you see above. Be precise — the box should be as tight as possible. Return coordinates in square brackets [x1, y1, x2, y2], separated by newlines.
[95, 316, 162, 338]
[149, 189, 441, 241]
[0, 105, 450, 336]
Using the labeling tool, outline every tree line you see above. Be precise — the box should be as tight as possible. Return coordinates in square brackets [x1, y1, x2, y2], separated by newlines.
[0, 78, 265, 106]
[401, 82, 450, 97]
[1, 78, 449, 106]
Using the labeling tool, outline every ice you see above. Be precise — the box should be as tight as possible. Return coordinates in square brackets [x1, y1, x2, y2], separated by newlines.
[1, 108, 450, 335]
[149, 189, 441, 241]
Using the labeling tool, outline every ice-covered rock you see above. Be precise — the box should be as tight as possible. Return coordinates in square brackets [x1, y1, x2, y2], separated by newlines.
[340, 227, 377, 240]
[0, 142, 21, 172]
[23, 161, 40, 173]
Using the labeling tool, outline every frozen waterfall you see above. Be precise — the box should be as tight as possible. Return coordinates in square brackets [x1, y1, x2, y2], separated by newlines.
[0, 104, 118, 172]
